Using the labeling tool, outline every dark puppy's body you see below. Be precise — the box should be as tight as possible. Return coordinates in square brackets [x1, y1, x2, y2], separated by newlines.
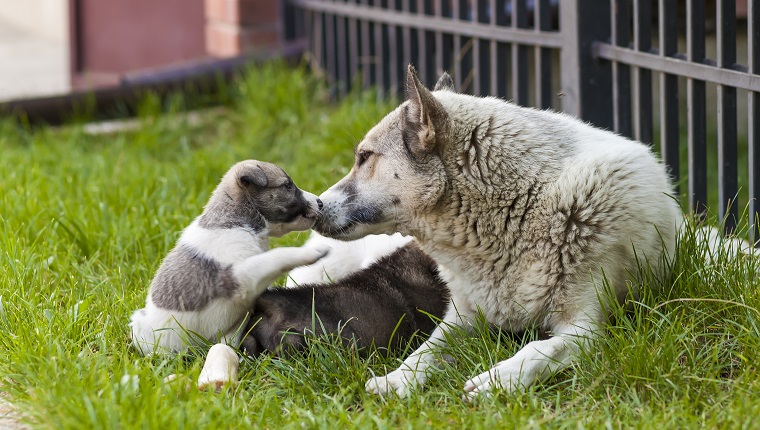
[241, 243, 449, 357]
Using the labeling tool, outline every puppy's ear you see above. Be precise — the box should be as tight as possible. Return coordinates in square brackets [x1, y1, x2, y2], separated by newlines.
[433, 72, 455, 92]
[405, 65, 447, 155]
[239, 165, 269, 188]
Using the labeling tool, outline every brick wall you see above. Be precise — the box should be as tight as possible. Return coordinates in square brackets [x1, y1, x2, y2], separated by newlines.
[205, 0, 283, 57]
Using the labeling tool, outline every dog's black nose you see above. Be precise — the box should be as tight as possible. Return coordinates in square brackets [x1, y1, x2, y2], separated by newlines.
[316, 198, 324, 210]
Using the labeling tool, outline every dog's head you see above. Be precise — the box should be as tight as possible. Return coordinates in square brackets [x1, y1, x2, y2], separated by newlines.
[203, 160, 322, 237]
[315, 66, 454, 240]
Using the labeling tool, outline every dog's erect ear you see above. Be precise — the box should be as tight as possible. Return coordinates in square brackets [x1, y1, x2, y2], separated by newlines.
[405, 65, 446, 154]
[239, 165, 269, 188]
[433, 72, 455, 92]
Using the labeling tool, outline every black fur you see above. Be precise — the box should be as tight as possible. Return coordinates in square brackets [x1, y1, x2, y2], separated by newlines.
[240, 243, 450, 357]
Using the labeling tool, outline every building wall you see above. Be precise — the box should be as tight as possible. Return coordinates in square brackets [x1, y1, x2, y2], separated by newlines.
[0, 0, 68, 42]
[0, 0, 70, 100]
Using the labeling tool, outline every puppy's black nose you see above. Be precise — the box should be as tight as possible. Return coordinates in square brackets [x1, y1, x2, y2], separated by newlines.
[316, 198, 324, 210]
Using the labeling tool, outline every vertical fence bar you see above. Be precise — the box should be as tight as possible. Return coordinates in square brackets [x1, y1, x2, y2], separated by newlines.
[612, 0, 632, 138]
[324, 11, 337, 92]
[476, 0, 495, 95]
[495, 0, 509, 98]
[477, 0, 489, 95]
[717, 0, 738, 232]
[326, 11, 337, 91]
[347, 1, 359, 88]
[423, 0, 436, 84]
[376, 0, 388, 94]
[749, 2, 760, 244]
[489, 0, 498, 96]
[346, 1, 359, 88]
[408, 0, 420, 82]
[458, 0, 474, 93]
[441, 0, 453, 74]
[512, 0, 529, 105]
[534, 0, 553, 108]
[659, 0, 679, 192]
[311, 8, 322, 74]
[387, 0, 399, 96]
[452, 0, 462, 89]
[410, 0, 427, 81]
[401, 0, 412, 87]
[686, 0, 707, 216]
[283, 0, 297, 40]
[335, 9, 348, 96]
[472, 0, 481, 95]
[633, 0, 653, 144]
[416, 0, 427, 83]
[360, 0, 372, 88]
[560, 0, 613, 128]
[435, 0, 444, 75]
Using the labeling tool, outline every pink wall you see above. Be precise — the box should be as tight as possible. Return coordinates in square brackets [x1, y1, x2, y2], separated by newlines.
[71, 0, 206, 86]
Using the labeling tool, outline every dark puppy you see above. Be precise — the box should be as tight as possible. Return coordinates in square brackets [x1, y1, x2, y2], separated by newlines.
[240, 243, 449, 357]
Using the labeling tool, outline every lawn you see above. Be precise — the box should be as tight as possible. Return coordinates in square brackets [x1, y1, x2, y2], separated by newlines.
[1, 62, 759, 429]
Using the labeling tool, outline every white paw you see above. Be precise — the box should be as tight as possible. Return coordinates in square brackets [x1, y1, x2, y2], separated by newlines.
[365, 371, 415, 398]
[197, 344, 239, 392]
[462, 363, 523, 402]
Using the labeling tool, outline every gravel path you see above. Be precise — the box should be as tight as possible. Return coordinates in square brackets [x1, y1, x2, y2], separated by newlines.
[0, 394, 27, 430]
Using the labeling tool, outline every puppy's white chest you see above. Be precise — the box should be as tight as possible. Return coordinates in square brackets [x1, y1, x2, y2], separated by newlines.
[179, 219, 267, 265]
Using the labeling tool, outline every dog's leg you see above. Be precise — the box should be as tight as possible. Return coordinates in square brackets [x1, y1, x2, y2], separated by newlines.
[365, 295, 476, 398]
[232, 245, 330, 302]
[461, 316, 598, 401]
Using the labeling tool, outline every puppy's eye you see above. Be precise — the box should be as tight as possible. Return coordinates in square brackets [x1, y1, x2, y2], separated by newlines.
[284, 181, 295, 191]
[357, 150, 373, 167]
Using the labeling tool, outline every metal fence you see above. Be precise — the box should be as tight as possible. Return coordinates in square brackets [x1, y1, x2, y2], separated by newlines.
[285, 0, 760, 243]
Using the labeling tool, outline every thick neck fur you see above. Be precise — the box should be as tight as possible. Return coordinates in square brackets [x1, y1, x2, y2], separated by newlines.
[407, 96, 573, 270]
[439, 95, 568, 196]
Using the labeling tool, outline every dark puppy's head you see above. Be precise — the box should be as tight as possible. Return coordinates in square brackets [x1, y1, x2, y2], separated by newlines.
[202, 160, 322, 236]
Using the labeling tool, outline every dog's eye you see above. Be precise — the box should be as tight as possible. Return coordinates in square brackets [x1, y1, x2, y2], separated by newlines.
[357, 150, 373, 167]
[283, 181, 295, 191]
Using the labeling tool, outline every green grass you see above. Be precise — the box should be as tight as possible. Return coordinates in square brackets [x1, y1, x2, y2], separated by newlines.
[1, 62, 759, 429]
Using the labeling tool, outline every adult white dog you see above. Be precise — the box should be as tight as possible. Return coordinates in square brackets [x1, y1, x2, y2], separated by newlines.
[314, 66, 752, 400]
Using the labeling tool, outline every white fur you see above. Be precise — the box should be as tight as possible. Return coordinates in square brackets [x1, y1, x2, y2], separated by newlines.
[197, 343, 240, 391]
[180, 220, 268, 265]
[317, 70, 756, 400]
[286, 232, 413, 286]
[130, 193, 329, 355]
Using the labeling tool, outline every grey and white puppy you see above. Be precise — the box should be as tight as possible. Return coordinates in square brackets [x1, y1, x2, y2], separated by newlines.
[130, 160, 330, 355]
[240, 242, 449, 358]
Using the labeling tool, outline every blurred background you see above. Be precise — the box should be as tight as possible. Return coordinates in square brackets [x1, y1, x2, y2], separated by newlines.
[0, 0, 287, 101]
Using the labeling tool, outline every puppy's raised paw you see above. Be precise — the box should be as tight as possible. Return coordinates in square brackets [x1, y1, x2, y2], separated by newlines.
[304, 244, 331, 265]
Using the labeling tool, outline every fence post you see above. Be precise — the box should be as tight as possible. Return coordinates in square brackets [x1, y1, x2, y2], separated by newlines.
[560, 0, 613, 129]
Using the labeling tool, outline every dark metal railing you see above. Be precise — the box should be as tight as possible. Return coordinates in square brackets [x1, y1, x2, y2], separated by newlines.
[285, 0, 760, 244]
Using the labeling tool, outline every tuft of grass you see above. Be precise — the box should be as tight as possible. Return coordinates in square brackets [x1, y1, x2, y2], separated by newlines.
[1, 61, 759, 429]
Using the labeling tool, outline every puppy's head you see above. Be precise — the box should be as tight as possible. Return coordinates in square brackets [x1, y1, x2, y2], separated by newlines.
[206, 160, 322, 237]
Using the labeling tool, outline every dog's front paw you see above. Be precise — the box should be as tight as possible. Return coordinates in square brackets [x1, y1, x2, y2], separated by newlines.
[365, 370, 415, 398]
[462, 361, 524, 402]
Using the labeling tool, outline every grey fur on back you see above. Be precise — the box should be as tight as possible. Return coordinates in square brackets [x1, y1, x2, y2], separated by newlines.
[150, 244, 240, 310]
